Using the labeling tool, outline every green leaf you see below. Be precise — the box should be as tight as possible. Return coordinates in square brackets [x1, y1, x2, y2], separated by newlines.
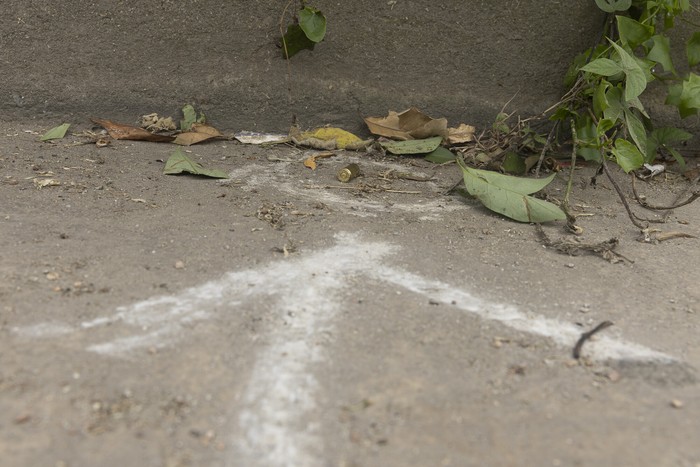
[595, 0, 631, 12]
[298, 7, 326, 43]
[593, 81, 610, 117]
[576, 115, 602, 162]
[597, 118, 615, 136]
[424, 147, 456, 164]
[622, 108, 647, 156]
[458, 163, 565, 223]
[41, 123, 70, 141]
[380, 136, 442, 155]
[603, 86, 625, 123]
[650, 127, 693, 145]
[281, 23, 316, 58]
[617, 16, 653, 48]
[180, 104, 205, 131]
[687, 32, 700, 67]
[609, 41, 648, 101]
[666, 147, 687, 172]
[502, 151, 526, 175]
[163, 148, 229, 178]
[666, 73, 700, 118]
[646, 35, 676, 75]
[611, 139, 644, 172]
[647, 127, 692, 164]
[579, 58, 623, 76]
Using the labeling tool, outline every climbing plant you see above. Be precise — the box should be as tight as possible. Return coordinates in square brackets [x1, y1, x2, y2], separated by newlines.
[555, 0, 700, 173]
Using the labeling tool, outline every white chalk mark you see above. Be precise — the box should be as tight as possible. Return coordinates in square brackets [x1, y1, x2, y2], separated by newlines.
[11, 233, 679, 467]
[224, 162, 460, 220]
[370, 266, 674, 362]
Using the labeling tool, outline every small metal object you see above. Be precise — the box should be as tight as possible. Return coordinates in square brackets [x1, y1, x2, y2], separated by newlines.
[336, 163, 360, 183]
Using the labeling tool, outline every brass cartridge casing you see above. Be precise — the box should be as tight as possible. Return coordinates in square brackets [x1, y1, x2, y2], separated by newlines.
[336, 163, 360, 182]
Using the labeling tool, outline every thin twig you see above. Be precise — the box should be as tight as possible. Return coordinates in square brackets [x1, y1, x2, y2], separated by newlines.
[631, 173, 700, 211]
[279, 0, 296, 121]
[573, 320, 614, 359]
[534, 121, 559, 177]
[561, 120, 579, 231]
[600, 156, 647, 229]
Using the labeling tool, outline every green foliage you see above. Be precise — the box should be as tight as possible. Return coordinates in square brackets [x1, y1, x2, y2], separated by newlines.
[281, 4, 326, 58]
[561, 0, 698, 173]
[458, 161, 566, 223]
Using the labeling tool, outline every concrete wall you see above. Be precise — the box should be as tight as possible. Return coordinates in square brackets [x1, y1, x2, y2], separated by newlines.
[0, 1, 642, 134]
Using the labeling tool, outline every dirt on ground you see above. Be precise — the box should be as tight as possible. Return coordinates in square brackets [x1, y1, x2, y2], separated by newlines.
[1, 120, 700, 467]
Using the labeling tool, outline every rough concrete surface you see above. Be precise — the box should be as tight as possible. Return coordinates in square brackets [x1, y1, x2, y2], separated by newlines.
[2, 1, 700, 466]
[1, 0, 605, 132]
[1, 122, 700, 467]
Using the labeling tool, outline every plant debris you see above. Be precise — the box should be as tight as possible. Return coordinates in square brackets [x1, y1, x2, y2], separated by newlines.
[573, 320, 614, 359]
[41, 123, 71, 141]
[92, 118, 175, 142]
[163, 149, 229, 178]
[536, 224, 630, 263]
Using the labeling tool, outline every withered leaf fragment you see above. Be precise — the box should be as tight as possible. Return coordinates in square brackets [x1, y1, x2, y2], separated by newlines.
[91, 118, 175, 142]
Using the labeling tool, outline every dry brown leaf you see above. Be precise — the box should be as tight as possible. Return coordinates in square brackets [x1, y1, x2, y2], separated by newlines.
[91, 118, 175, 142]
[173, 123, 224, 146]
[303, 151, 335, 170]
[364, 108, 448, 140]
[447, 123, 476, 144]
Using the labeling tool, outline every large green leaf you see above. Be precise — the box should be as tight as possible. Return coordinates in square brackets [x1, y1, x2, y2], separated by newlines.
[164, 148, 229, 178]
[380, 136, 442, 155]
[595, 0, 631, 12]
[646, 127, 692, 164]
[298, 7, 326, 43]
[281, 23, 316, 58]
[458, 164, 566, 223]
[646, 35, 675, 75]
[609, 41, 648, 101]
[611, 139, 644, 173]
[617, 16, 653, 48]
[579, 58, 623, 76]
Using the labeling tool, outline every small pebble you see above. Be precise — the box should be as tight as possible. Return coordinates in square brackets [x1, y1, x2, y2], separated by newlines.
[174, 260, 185, 269]
[670, 399, 684, 409]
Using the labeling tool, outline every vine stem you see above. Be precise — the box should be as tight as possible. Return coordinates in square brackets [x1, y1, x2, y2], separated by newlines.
[600, 154, 647, 229]
[279, 0, 296, 124]
[562, 120, 579, 231]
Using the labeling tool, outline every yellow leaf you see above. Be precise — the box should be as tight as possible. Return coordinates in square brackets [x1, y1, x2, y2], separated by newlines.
[297, 127, 362, 149]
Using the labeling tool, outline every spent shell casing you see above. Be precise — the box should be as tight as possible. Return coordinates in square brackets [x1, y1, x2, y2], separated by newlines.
[336, 163, 360, 182]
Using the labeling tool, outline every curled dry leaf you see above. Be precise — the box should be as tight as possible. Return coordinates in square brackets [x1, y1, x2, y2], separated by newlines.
[173, 123, 224, 146]
[140, 113, 177, 132]
[364, 108, 448, 140]
[91, 118, 175, 142]
[303, 151, 335, 170]
[447, 123, 476, 144]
